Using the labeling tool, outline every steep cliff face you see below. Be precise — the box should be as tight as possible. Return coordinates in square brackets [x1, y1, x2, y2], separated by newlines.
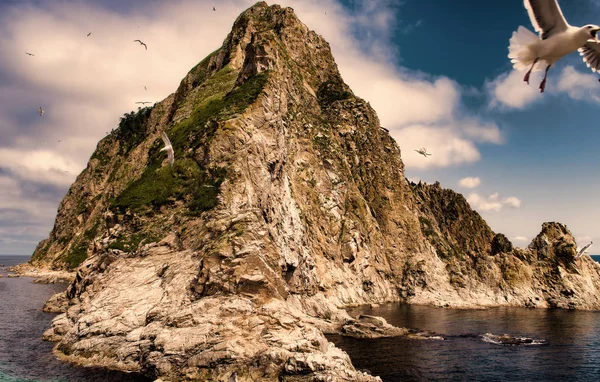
[33, 2, 600, 381]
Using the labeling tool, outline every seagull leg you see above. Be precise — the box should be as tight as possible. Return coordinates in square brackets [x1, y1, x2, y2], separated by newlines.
[523, 58, 539, 85]
[539, 64, 551, 93]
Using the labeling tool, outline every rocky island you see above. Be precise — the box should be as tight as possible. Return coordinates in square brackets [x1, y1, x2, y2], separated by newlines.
[21, 2, 600, 381]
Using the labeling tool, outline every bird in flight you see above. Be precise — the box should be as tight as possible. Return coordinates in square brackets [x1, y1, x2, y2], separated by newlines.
[38, 107, 44, 116]
[415, 147, 431, 158]
[134, 40, 147, 50]
[213, 7, 216, 11]
[509, 0, 600, 93]
[160, 132, 175, 166]
[144, 86, 147, 91]
[576, 241, 593, 259]
[135, 101, 152, 105]
[87, 32, 91, 37]
[25, 52, 34, 56]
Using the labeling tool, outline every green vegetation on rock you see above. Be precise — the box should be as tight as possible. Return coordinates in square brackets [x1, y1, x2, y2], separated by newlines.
[116, 107, 153, 153]
[111, 158, 227, 216]
[169, 70, 270, 153]
[317, 78, 352, 106]
[64, 241, 89, 269]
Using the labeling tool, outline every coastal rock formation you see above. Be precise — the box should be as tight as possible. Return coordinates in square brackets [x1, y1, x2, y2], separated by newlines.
[30, 2, 600, 380]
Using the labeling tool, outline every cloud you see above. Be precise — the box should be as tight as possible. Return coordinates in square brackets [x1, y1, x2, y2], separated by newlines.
[467, 192, 522, 213]
[459, 177, 481, 189]
[487, 65, 600, 110]
[503, 196, 521, 208]
[511, 236, 529, 242]
[556, 65, 600, 102]
[467, 193, 503, 212]
[486, 69, 541, 109]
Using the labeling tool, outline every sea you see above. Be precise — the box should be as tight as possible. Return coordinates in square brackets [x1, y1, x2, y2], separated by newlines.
[2, 254, 600, 382]
[0, 255, 150, 382]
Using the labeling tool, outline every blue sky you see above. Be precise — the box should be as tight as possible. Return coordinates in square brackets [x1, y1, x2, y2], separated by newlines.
[0, 0, 598, 256]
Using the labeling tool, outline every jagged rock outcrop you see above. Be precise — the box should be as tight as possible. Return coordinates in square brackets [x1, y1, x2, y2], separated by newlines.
[30, 2, 600, 381]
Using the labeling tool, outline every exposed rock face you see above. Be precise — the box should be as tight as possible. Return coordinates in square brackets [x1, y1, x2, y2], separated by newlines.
[31, 2, 600, 381]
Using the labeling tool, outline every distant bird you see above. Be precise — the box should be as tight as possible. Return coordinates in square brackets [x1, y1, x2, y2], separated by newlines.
[134, 40, 147, 50]
[415, 147, 431, 157]
[87, 32, 91, 37]
[135, 101, 152, 105]
[25, 52, 34, 56]
[160, 132, 174, 165]
[144, 86, 147, 91]
[509, 0, 600, 93]
[576, 241, 593, 259]
[213, 7, 216, 11]
[38, 107, 44, 116]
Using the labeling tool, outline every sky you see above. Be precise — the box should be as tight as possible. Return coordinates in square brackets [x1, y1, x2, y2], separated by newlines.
[0, 0, 598, 256]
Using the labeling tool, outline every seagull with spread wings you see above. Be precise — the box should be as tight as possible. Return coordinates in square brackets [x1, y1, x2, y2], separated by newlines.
[415, 147, 431, 158]
[134, 39, 147, 50]
[160, 132, 174, 166]
[25, 52, 34, 56]
[508, 0, 600, 93]
[576, 241, 593, 259]
[135, 101, 152, 105]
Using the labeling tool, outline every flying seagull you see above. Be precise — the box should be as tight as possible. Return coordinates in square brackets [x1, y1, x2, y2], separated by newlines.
[576, 241, 593, 259]
[144, 86, 147, 91]
[213, 7, 216, 11]
[134, 40, 147, 50]
[25, 52, 34, 56]
[415, 147, 431, 158]
[87, 32, 91, 37]
[38, 107, 44, 116]
[509, 0, 600, 93]
[135, 101, 152, 105]
[160, 132, 174, 166]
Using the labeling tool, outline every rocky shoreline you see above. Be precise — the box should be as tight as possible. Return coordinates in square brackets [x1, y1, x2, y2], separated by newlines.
[6, 262, 75, 284]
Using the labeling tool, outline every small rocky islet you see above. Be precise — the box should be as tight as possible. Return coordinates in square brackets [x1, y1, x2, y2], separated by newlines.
[14, 2, 600, 381]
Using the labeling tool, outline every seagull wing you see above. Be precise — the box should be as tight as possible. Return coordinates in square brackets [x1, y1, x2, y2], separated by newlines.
[524, 0, 570, 40]
[578, 42, 600, 72]
[168, 147, 174, 165]
[161, 132, 172, 149]
[161, 132, 174, 165]
[577, 242, 593, 258]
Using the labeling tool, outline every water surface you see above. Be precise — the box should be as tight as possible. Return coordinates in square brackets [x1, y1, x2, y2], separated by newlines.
[328, 302, 600, 381]
[0, 255, 150, 382]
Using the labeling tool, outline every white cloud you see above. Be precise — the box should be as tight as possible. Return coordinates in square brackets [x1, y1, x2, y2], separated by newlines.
[556, 65, 600, 102]
[511, 236, 529, 242]
[467, 192, 522, 213]
[503, 196, 522, 208]
[487, 65, 600, 110]
[459, 177, 481, 189]
[486, 69, 541, 109]
[467, 193, 503, 212]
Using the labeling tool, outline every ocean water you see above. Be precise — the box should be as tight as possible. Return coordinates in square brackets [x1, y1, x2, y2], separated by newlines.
[0, 255, 150, 382]
[325, 255, 600, 381]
